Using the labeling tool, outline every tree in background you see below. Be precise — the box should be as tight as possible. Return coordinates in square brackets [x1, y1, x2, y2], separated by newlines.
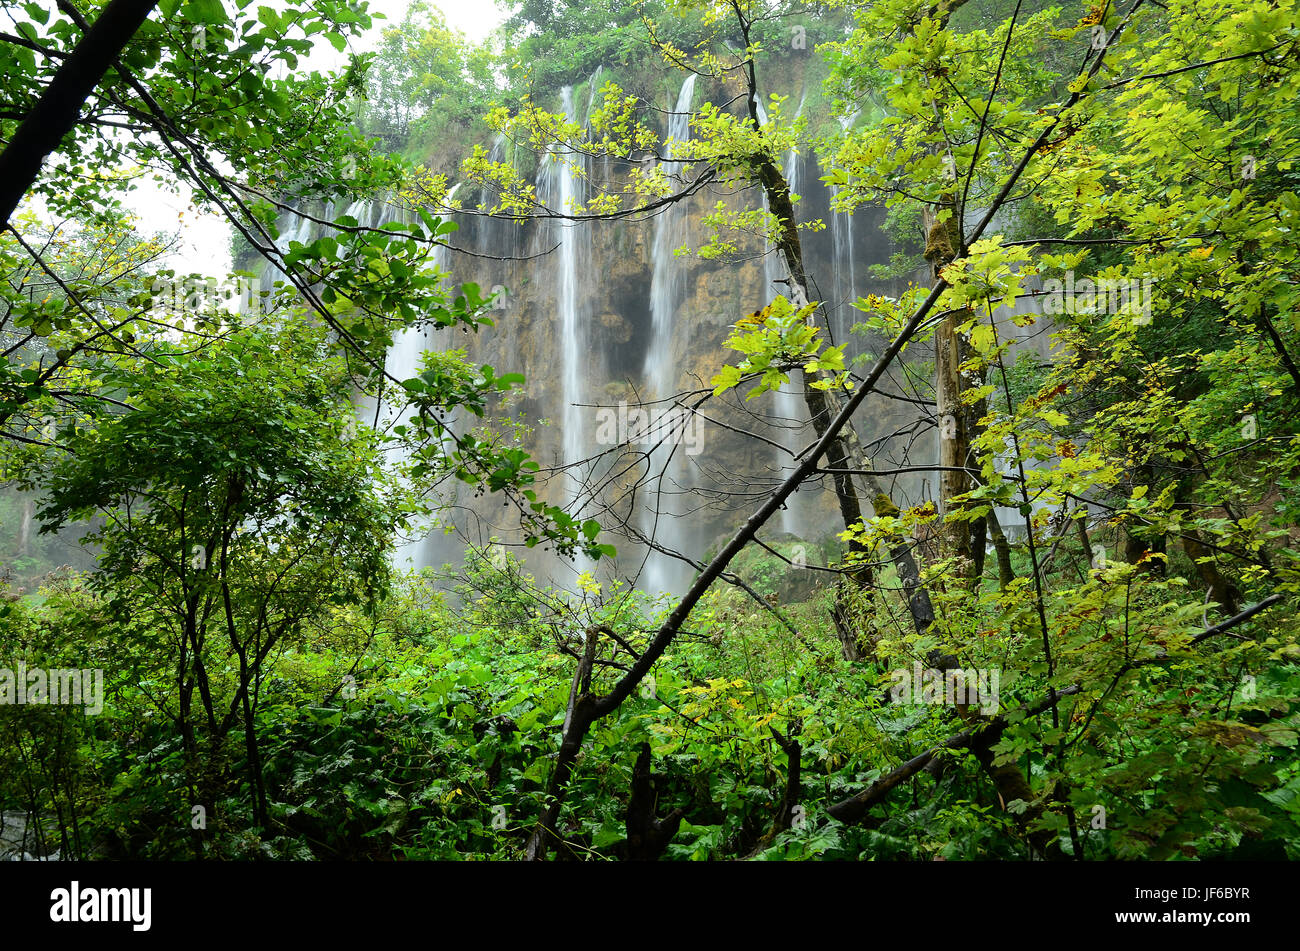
[36, 323, 392, 833]
[363, 0, 496, 164]
[0, 0, 603, 556]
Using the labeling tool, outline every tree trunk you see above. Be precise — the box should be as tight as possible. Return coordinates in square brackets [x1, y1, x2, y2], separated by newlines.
[757, 154, 937, 636]
[624, 743, 685, 861]
[988, 506, 1016, 588]
[1170, 477, 1238, 613]
[0, 0, 161, 225]
[924, 205, 977, 576]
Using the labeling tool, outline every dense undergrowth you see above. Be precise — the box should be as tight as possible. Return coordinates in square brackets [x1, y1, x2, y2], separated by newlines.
[4, 536, 1297, 861]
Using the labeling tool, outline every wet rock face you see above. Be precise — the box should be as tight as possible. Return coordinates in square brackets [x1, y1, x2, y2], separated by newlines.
[250, 118, 924, 591]
[247, 128, 1060, 596]
[428, 158, 907, 593]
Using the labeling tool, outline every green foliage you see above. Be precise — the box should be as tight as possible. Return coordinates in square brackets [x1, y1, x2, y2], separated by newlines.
[712, 294, 849, 398]
[4, 0, 1300, 865]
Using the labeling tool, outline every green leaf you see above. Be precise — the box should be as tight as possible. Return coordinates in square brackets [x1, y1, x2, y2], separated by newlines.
[184, 0, 228, 24]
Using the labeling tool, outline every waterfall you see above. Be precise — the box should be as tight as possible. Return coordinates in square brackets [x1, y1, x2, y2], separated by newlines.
[558, 88, 588, 472]
[537, 85, 594, 486]
[336, 193, 454, 571]
[307, 190, 464, 573]
[762, 95, 806, 537]
[829, 112, 860, 345]
[528, 76, 617, 588]
[586, 66, 603, 114]
[639, 74, 697, 595]
[260, 208, 316, 297]
[644, 74, 696, 402]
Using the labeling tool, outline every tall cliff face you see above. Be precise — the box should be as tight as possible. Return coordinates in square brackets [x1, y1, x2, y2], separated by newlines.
[260, 76, 968, 594]
[414, 107, 927, 594]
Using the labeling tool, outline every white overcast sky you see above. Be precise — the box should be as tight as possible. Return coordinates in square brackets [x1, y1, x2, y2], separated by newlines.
[122, 0, 510, 279]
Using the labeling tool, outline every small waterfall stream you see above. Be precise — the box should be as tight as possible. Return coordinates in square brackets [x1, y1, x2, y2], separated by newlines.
[260, 210, 316, 298]
[536, 79, 600, 552]
[639, 74, 697, 595]
[644, 74, 697, 402]
[551, 86, 590, 474]
[330, 193, 463, 571]
[829, 112, 860, 346]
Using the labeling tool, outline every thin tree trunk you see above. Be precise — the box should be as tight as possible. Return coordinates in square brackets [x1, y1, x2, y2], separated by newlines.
[1168, 476, 1239, 613]
[757, 150, 936, 636]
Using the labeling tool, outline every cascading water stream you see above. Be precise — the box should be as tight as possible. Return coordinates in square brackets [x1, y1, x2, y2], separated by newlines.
[639, 74, 697, 595]
[260, 209, 315, 298]
[340, 192, 461, 570]
[534, 75, 607, 585]
[560, 90, 587, 473]
[537, 86, 593, 493]
[829, 112, 860, 346]
[644, 74, 697, 404]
